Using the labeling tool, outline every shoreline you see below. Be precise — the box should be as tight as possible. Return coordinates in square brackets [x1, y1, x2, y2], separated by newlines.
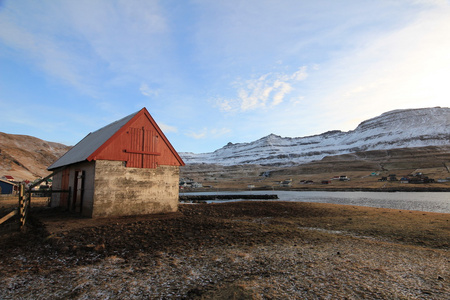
[293, 187, 450, 192]
[183, 186, 450, 192]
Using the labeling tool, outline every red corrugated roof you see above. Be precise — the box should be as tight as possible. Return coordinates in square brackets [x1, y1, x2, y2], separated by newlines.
[48, 107, 184, 170]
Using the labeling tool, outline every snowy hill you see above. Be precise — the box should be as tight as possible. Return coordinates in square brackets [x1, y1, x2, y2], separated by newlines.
[180, 107, 450, 166]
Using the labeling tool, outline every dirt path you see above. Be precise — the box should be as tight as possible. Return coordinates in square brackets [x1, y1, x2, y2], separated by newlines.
[1, 202, 449, 299]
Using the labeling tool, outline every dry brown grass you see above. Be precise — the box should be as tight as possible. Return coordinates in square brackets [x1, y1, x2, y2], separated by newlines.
[0, 201, 449, 299]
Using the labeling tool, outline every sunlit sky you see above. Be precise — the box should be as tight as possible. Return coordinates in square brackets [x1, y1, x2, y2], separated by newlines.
[1, 0, 449, 153]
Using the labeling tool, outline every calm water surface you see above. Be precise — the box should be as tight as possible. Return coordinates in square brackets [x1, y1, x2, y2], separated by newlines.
[180, 190, 450, 213]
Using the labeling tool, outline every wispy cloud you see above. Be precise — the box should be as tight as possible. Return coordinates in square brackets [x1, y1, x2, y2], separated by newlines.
[215, 66, 308, 112]
[186, 127, 231, 139]
[0, 11, 98, 96]
[0, 1, 168, 97]
[140, 83, 159, 97]
[186, 130, 207, 140]
[158, 122, 178, 133]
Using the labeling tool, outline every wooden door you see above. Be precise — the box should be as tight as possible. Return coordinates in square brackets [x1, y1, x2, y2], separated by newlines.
[60, 168, 70, 208]
[127, 127, 159, 168]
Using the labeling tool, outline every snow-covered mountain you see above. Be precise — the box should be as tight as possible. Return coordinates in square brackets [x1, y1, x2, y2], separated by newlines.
[180, 107, 450, 166]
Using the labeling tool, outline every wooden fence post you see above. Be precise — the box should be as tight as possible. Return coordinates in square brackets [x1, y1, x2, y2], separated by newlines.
[19, 183, 23, 216]
[19, 184, 25, 227]
[19, 183, 30, 229]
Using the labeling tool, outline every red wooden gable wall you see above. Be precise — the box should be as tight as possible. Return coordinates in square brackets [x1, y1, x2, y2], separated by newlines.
[86, 108, 184, 168]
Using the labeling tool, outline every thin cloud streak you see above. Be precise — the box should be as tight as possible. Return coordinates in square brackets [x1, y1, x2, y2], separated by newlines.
[215, 66, 309, 112]
[0, 1, 169, 98]
[140, 83, 159, 97]
[158, 122, 178, 133]
[186, 127, 231, 140]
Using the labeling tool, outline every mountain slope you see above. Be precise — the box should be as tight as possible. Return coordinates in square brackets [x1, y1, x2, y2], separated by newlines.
[1, 107, 448, 181]
[180, 107, 450, 166]
[0, 132, 70, 181]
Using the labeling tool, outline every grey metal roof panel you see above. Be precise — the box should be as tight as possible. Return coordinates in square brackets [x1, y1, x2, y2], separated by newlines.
[0, 178, 16, 185]
[48, 111, 139, 170]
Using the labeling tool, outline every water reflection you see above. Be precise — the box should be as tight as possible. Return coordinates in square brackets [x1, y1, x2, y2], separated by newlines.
[180, 191, 450, 213]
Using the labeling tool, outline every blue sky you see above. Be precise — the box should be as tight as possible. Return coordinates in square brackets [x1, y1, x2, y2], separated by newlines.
[1, 0, 449, 153]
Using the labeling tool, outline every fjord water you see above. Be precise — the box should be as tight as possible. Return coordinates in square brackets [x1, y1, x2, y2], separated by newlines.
[180, 191, 450, 213]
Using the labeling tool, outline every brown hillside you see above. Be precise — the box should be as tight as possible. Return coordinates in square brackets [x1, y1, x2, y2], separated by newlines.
[0, 132, 71, 181]
[1, 130, 449, 188]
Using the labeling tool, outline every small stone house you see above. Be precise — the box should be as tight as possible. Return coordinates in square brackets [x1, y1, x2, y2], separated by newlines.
[48, 108, 185, 218]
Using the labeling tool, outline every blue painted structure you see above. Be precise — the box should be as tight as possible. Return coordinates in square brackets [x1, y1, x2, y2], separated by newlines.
[0, 179, 15, 194]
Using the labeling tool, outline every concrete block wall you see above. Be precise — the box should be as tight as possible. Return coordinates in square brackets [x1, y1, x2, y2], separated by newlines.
[92, 160, 180, 217]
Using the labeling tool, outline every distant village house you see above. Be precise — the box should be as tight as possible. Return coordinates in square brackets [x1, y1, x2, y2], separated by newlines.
[179, 178, 203, 189]
[48, 108, 185, 218]
[0, 178, 16, 194]
[1, 175, 15, 181]
[280, 179, 292, 187]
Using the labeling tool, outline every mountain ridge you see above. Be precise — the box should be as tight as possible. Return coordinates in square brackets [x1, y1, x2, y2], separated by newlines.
[0, 107, 448, 181]
[180, 107, 450, 166]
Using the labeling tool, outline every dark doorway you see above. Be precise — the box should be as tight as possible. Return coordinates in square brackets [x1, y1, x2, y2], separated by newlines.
[72, 171, 85, 213]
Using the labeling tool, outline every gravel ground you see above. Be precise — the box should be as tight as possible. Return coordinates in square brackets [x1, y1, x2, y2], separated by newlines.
[0, 201, 449, 299]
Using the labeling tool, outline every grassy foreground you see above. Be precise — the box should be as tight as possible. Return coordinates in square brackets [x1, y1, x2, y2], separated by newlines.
[0, 201, 449, 299]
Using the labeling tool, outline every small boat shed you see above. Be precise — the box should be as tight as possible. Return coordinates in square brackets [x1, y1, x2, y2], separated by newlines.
[48, 108, 185, 218]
